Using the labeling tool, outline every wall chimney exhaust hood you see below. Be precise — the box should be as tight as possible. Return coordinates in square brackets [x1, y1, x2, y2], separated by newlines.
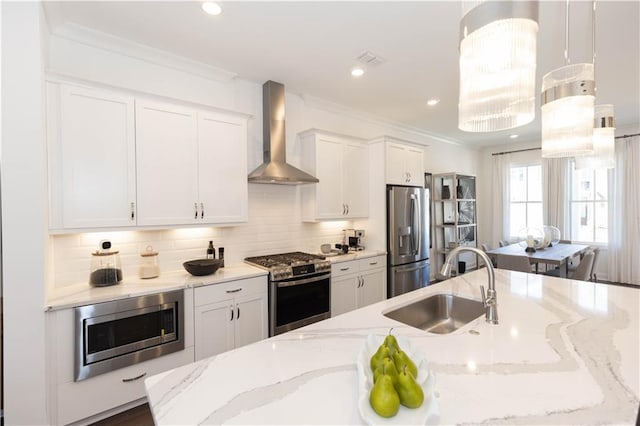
[248, 81, 319, 185]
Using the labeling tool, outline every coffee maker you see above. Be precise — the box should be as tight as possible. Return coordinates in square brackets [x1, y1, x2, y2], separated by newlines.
[345, 229, 365, 251]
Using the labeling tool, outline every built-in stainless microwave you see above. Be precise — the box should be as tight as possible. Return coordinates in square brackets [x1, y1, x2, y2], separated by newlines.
[74, 290, 185, 381]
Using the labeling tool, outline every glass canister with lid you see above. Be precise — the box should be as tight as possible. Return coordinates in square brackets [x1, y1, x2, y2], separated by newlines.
[139, 245, 160, 279]
[89, 240, 123, 287]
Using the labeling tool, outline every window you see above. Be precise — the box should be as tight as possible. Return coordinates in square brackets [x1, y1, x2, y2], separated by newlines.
[569, 162, 608, 243]
[509, 164, 542, 238]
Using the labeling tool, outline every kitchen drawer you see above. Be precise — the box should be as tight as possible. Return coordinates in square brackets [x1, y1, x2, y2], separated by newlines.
[358, 255, 385, 272]
[195, 276, 267, 307]
[331, 260, 358, 278]
[56, 346, 194, 425]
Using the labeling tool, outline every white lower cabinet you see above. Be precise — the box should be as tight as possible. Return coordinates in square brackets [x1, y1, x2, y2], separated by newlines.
[47, 289, 195, 425]
[331, 255, 386, 317]
[194, 276, 268, 361]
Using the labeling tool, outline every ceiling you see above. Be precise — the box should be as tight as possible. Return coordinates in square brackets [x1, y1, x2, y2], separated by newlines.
[42, 1, 640, 147]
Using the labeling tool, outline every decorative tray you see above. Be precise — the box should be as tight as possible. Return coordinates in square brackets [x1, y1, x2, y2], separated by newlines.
[356, 334, 438, 425]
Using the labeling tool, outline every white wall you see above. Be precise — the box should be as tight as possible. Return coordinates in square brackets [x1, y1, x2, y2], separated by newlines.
[52, 185, 351, 288]
[46, 27, 483, 291]
[1, 2, 49, 424]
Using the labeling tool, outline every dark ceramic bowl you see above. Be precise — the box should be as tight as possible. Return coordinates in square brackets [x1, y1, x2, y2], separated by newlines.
[183, 259, 222, 276]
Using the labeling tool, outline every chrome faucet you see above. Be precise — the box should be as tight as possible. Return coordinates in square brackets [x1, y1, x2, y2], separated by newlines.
[438, 246, 498, 324]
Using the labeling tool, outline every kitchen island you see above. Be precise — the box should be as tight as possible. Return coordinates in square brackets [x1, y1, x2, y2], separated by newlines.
[145, 269, 639, 425]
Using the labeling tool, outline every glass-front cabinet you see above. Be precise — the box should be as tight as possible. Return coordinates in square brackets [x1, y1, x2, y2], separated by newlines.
[432, 173, 477, 275]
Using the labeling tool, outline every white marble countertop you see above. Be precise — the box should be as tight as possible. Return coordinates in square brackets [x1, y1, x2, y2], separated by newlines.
[46, 263, 267, 311]
[145, 269, 640, 425]
[320, 249, 386, 264]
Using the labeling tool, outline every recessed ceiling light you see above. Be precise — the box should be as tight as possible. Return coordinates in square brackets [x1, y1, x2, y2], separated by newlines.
[351, 67, 364, 78]
[202, 2, 222, 16]
[426, 99, 440, 106]
[510, 134, 519, 139]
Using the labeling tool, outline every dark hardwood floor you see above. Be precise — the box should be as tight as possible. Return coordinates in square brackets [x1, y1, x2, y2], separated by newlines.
[90, 404, 154, 426]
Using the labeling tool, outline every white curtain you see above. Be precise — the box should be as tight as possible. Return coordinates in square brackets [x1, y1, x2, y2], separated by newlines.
[542, 157, 570, 238]
[608, 135, 640, 285]
[491, 153, 511, 246]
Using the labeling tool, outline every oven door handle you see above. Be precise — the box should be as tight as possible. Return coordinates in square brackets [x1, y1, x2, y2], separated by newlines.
[276, 273, 331, 288]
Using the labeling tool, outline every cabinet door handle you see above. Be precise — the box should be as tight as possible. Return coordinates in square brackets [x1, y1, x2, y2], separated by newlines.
[194, 203, 198, 219]
[346, 204, 349, 215]
[237, 304, 240, 319]
[122, 372, 146, 383]
[200, 202, 204, 219]
[230, 306, 234, 321]
[130, 202, 135, 221]
[342, 204, 346, 215]
[226, 288, 242, 293]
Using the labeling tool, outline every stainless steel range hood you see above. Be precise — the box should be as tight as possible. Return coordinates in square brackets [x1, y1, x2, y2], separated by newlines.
[248, 81, 319, 185]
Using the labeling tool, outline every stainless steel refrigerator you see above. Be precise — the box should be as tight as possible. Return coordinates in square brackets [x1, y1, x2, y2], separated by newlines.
[387, 185, 430, 297]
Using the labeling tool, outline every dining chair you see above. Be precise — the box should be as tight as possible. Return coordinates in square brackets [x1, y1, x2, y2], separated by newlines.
[481, 244, 498, 267]
[589, 247, 601, 281]
[569, 251, 595, 281]
[497, 254, 532, 273]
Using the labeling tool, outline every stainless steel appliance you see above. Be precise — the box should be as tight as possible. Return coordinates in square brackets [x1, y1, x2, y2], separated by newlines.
[387, 185, 431, 297]
[74, 290, 185, 381]
[247, 81, 319, 185]
[244, 252, 331, 336]
[346, 229, 366, 251]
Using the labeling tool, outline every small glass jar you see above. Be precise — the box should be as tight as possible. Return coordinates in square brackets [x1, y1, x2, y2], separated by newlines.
[90, 242, 123, 287]
[139, 245, 160, 279]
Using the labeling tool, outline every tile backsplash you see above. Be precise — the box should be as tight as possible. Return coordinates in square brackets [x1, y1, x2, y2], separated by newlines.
[51, 185, 353, 288]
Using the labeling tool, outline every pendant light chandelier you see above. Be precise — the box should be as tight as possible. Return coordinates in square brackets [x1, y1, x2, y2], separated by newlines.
[458, 1, 539, 133]
[541, 0, 595, 158]
[575, 104, 616, 169]
[574, 2, 616, 170]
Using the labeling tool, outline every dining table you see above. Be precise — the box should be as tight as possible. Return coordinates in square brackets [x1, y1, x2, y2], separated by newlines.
[486, 242, 591, 277]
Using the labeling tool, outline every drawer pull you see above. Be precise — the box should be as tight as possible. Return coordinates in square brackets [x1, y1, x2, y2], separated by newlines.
[122, 372, 147, 383]
[369, 262, 378, 265]
[340, 267, 350, 271]
[226, 288, 242, 293]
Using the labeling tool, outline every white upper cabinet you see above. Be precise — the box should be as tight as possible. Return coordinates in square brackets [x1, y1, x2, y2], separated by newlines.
[197, 111, 248, 224]
[47, 79, 249, 231]
[136, 101, 249, 226]
[48, 83, 137, 229]
[300, 129, 369, 221]
[385, 141, 425, 186]
[135, 100, 200, 226]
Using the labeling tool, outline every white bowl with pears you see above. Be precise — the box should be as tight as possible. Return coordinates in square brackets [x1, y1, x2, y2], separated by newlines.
[356, 332, 438, 424]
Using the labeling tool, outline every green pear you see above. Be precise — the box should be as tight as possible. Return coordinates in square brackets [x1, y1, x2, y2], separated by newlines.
[369, 371, 400, 418]
[395, 365, 424, 408]
[370, 343, 394, 371]
[383, 329, 400, 352]
[392, 349, 418, 379]
[373, 357, 399, 386]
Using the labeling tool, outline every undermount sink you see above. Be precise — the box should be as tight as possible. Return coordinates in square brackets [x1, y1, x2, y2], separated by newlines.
[383, 293, 485, 334]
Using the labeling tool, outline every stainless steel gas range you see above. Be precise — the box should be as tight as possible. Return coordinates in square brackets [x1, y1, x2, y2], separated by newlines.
[245, 252, 331, 336]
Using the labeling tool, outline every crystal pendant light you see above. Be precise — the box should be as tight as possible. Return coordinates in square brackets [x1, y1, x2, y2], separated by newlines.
[541, 1, 595, 158]
[575, 104, 616, 169]
[458, 1, 539, 132]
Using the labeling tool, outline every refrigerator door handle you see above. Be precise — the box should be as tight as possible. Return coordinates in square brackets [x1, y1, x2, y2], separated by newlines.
[410, 195, 421, 256]
[393, 261, 429, 274]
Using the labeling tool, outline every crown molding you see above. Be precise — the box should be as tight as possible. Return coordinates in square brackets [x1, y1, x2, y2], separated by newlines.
[50, 23, 238, 83]
[299, 93, 464, 147]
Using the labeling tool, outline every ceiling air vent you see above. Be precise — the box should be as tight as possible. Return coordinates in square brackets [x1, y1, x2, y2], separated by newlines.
[356, 50, 386, 67]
